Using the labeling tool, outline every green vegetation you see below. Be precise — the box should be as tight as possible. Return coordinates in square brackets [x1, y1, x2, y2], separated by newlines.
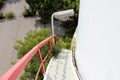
[63, 36, 72, 49]
[58, 38, 67, 48]
[63, 0, 79, 18]
[52, 41, 62, 58]
[0, 0, 4, 9]
[5, 12, 15, 19]
[0, 11, 4, 19]
[24, 0, 79, 24]
[60, 18, 78, 50]
[23, 8, 36, 17]
[14, 28, 62, 80]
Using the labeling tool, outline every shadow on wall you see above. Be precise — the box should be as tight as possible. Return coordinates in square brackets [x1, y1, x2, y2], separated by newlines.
[6, 0, 20, 4]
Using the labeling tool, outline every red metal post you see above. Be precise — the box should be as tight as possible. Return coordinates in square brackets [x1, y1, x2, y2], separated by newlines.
[0, 35, 56, 80]
[37, 50, 45, 74]
[54, 36, 56, 45]
[48, 41, 52, 52]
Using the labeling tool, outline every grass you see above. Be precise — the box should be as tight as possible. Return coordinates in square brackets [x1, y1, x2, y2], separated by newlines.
[5, 12, 15, 19]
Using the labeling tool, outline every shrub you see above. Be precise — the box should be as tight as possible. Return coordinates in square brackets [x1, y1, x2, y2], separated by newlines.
[59, 36, 72, 50]
[14, 28, 62, 79]
[14, 28, 51, 80]
[58, 38, 67, 48]
[22, 9, 29, 17]
[52, 41, 62, 58]
[23, 8, 35, 17]
[40, 19, 49, 25]
[5, 12, 15, 19]
[63, 36, 72, 49]
[0, 0, 4, 9]
[0, 11, 4, 19]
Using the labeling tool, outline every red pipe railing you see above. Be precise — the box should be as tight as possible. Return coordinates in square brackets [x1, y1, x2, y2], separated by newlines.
[0, 35, 56, 80]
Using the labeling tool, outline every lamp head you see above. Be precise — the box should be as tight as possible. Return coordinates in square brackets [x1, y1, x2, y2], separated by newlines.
[54, 9, 74, 19]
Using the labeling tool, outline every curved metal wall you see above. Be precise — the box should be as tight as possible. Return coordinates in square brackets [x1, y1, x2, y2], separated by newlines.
[75, 0, 120, 80]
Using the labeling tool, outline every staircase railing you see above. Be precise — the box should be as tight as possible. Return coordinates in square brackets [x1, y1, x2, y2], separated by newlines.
[0, 35, 56, 80]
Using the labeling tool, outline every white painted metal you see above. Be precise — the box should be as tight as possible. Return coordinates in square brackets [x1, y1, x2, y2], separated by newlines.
[75, 0, 120, 80]
[54, 9, 74, 19]
[51, 9, 74, 35]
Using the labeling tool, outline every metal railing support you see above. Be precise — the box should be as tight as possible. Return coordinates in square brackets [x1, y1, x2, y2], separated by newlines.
[0, 35, 56, 80]
[37, 50, 45, 74]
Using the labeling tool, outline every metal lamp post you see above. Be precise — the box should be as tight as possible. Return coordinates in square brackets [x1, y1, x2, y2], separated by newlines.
[51, 9, 74, 35]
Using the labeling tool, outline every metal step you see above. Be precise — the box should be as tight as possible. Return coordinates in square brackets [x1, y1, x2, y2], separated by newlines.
[44, 49, 79, 80]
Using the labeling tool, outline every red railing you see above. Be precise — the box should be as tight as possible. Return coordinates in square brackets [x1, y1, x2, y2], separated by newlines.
[0, 35, 56, 80]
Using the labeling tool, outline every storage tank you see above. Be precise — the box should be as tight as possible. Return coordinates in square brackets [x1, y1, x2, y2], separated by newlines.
[75, 0, 120, 80]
